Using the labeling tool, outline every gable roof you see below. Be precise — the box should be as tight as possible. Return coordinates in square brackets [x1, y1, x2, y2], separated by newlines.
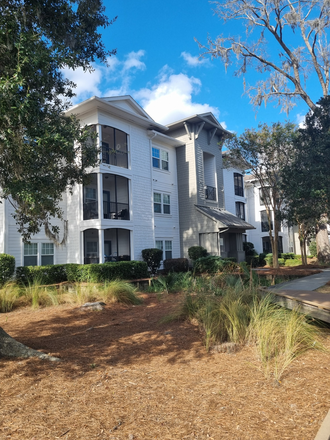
[65, 95, 169, 132]
[166, 112, 231, 138]
[195, 205, 255, 230]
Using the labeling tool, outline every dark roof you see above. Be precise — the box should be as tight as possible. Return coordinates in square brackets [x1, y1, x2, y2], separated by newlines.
[195, 205, 255, 230]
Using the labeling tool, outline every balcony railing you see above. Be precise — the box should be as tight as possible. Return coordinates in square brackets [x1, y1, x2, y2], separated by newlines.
[83, 201, 98, 220]
[205, 185, 216, 201]
[103, 201, 129, 220]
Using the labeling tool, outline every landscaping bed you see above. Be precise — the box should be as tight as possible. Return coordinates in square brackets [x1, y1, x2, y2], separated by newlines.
[1, 293, 330, 439]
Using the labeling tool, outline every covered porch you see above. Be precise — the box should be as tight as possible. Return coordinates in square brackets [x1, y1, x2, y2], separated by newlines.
[83, 228, 131, 264]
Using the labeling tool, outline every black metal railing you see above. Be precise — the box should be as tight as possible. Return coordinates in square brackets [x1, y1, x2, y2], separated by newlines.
[83, 201, 98, 220]
[205, 185, 216, 200]
[103, 201, 129, 220]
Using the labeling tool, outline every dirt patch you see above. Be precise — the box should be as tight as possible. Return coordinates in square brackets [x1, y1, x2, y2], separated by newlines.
[1, 293, 330, 440]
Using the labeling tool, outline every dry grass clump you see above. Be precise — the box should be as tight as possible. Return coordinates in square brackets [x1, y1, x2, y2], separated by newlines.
[101, 280, 142, 305]
[0, 283, 21, 312]
[176, 278, 326, 380]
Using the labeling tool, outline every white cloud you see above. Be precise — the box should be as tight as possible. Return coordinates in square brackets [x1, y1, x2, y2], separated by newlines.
[134, 72, 220, 124]
[296, 112, 306, 128]
[123, 50, 146, 72]
[62, 66, 103, 103]
[181, 51, 210, 67]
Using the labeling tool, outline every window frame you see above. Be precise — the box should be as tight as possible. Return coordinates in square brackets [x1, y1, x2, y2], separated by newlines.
[234, 173, 244, 197]
[24, 242, 55, 266]
[155, 239, 173, 260]
[101, 125, 128, 169]
[152, 147, 169, 171]
[153, 192, 171, 215]
[235, 202, 245, 220]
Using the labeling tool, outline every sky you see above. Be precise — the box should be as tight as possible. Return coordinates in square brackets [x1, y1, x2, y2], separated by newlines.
[63, 0, 326, 134]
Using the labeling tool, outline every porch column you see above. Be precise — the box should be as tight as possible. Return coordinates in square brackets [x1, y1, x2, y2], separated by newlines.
[97, 172, 102, 220]
[99, 229, 104, 264]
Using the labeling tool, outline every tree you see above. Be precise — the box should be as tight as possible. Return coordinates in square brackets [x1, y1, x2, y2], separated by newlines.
[281, 96, 330, 262]
[199, 0, 330, 258]
[0, 0, 116, 240]
[224, 122, 297, 268]
[0, 0, 115, 359]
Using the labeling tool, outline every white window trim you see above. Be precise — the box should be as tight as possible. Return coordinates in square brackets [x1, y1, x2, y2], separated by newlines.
[155, 239, 173, 261]
[153, 192, 171, 215]
[22, 241, 55, 266]
[152, 147, 169, 172]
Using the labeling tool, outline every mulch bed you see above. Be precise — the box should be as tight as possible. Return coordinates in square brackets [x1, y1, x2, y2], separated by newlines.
[1, 293, 330, 440]
[255, 265, 326, 277]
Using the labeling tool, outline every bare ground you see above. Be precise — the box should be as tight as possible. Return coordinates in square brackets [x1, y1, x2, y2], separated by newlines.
[1, 292, 330, 440]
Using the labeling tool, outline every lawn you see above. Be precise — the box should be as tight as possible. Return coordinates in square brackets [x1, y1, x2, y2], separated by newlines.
[1, 287, 330, 439]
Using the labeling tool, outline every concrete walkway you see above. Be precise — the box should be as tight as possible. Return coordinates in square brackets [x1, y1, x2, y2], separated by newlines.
[269, 268, 330, 291]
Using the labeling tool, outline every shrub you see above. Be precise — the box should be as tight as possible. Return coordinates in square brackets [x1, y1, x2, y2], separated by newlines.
[265, 253, 273, 266]
[163, 258, 189, 272]
[194, 256, 226, 274]
[278, 258, 285, 266]
[243, 242, 257, 257]
[245, 255, 259, 267]
[279, 252, 295, 260]
[309, 240, 317, 258]
[16, 264, 67, 285]
[0, 254, 15, 285]
[16, 261, 149, 285]
[188, 246, 207, 261]
[142, 248, 163, 275]
[258, 253, 267, 266]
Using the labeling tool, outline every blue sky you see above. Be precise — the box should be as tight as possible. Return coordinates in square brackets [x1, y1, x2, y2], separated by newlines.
[63, 0, 324, 134]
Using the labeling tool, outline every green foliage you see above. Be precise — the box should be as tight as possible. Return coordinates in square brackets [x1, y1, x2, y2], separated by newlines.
[188, 246, 208, 261]
[279, 253, 295, 260]
[258, 253, 267, 267]
[142, 248, 163, 275]
[0, 283, 20, 312]
[0, 254, 15, 285]
[0, 0, 116, 239]
[278, 258, 285, 266]
[245, 256, 259, 267]
[101, 280, 142, 305]
[194, 256, 225, 274]
[243, 242, 257, 256]
[285, 258, 302, 267]
[265, 254, 273, 266]
[309, 241, 317, 258]
[163, 258, 189, 272]
[16, 261, 148, 285]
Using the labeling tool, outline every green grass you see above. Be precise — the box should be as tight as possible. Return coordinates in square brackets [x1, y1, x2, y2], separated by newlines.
[0, 283, 21, 312]
[101, 280, 142, 305]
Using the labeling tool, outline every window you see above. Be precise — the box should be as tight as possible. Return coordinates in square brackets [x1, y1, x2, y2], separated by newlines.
[155, 240, 172, 260]
[235, 202, 245, 220]
[259, 187, 271, 206]
[24, 243, 54, 266]
[165, 241, 172, 259]
[24, 243, 38, 266]
[234, 173, 244, 197]
[152, 147, 169, 171]
[262, 236, 283, 254]
[83, 173, 98, 220]
[153, 193, 170, 214]
[261, 210, 273, 232]
[41, 243, 54, 265]
[103, 174, 130, 220]
[101, 126, 128, 169]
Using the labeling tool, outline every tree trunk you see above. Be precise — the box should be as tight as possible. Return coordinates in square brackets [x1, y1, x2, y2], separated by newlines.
[316, 218, 330, 262]
[0, 327, 60, 361]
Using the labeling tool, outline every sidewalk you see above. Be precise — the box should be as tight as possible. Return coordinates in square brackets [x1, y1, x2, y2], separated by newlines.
[269, 268, 330, 291]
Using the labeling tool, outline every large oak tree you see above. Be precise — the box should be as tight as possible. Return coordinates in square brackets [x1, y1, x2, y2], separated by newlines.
[199, 0, 330, 258]
[0, 0, 115, 359]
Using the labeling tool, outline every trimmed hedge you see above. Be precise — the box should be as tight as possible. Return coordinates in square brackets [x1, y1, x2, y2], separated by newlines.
[142, 248, 163, 275]
[188, 246, 207, 261]
[16, 261, 149, 285]
[0, 253, 15, 285]
[194, 256, 237, 274]
[163, 258, 189, 272]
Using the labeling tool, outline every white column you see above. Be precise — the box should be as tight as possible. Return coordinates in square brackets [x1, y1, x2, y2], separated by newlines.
[97, 172, 102, 220]
[99, 229, 104, 264]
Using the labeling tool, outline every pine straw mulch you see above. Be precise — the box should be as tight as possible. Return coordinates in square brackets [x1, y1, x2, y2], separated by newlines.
[255, 264, 326, 277]
[1, 293, 330, 440]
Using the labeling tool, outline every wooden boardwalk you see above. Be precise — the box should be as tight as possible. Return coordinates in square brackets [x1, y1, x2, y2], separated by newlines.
[262, 288, 330, 323]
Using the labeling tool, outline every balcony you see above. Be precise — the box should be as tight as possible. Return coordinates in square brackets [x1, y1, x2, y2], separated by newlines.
[103, 201, 129, 220]
[205, 185, 216, 201]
